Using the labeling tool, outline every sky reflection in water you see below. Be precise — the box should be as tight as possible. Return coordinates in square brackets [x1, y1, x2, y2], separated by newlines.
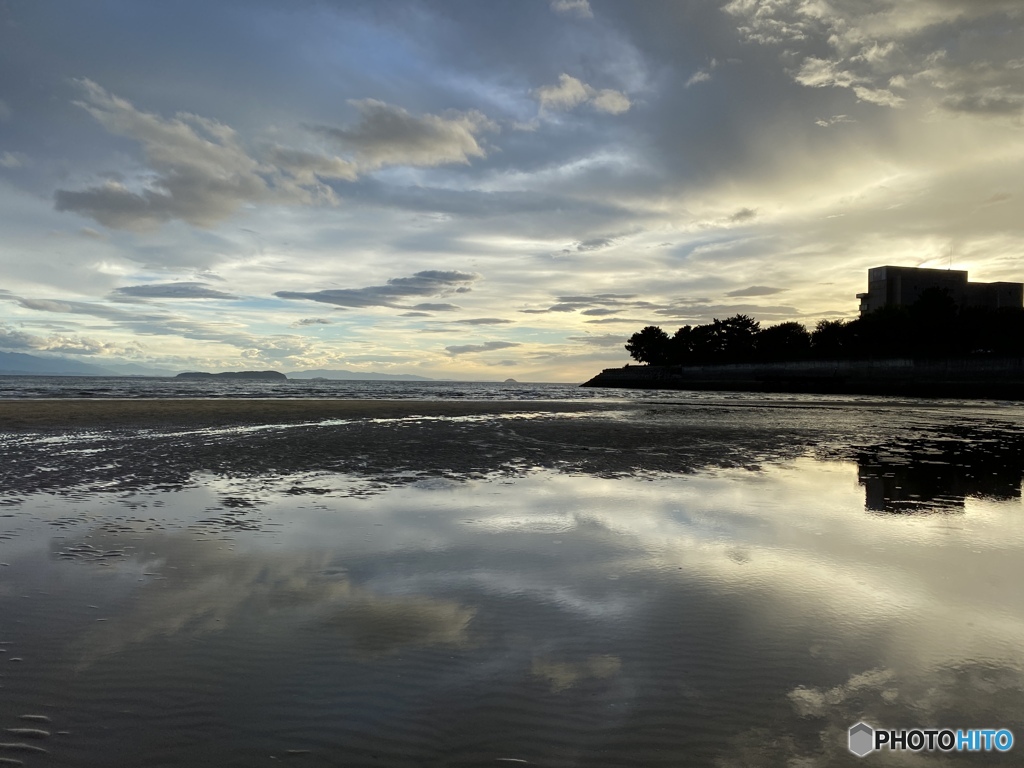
[1, 453, 1023, 766]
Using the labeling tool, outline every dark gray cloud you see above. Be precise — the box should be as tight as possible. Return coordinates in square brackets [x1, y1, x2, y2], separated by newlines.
[292, 317, 334, 327]
[445, 341, 521, 356]
[51, 83, 495, 232]
[580, 308, 621, 316]
[452, 318, 513, 325]
[399, 311, 433, 317]
[574, 237, 615, 251]
[728, 207, 757, 222]
[275, 270, 480, 309]
[53, 80, 273, 230]
[12, 296, 146, 321]
[412, 303, 461, 312]
[313, 99, 494, 171]
[725, 285, 784, 297]
[112, 282, 238, 300]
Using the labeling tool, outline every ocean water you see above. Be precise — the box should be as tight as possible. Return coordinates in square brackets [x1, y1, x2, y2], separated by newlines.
[0, 373, 1005, 409]
[0, 375, 617, 401]
[2, 391, 1024, 765]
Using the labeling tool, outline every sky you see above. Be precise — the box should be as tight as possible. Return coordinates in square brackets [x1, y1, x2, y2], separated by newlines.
[1, 0, 1023, 381]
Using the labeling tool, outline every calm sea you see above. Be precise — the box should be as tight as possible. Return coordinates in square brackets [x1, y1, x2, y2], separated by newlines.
[0, 375, 630, 401]
[0, 374, 996, 408]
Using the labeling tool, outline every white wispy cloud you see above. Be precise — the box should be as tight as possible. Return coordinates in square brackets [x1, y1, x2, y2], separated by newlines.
[535, 74, 631, 115]
[550, 0, 592, 19]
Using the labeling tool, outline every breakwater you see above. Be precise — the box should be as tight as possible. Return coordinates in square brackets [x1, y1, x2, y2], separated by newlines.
[582, 358, 1024, 399]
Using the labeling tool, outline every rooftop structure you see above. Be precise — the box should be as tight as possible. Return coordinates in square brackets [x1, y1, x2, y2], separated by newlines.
[857, 266, 1023, 316]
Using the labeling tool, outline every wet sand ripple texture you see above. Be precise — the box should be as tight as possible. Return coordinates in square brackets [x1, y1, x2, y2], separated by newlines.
[0, 398, 604, 430]
[3, 398, 1024, 766]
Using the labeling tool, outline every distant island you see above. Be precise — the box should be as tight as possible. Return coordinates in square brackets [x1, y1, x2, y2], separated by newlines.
[176, 370, 287, 380]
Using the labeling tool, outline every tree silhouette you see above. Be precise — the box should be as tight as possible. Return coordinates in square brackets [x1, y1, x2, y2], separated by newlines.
[718, 314, 760, 361]
[623, 300, 1024, 367]
[625, 325, 672, 364]
[757, 321, 811, 361]
[811, 319, 848, 358]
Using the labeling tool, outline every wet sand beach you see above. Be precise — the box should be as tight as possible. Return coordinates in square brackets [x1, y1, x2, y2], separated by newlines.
[0, 397, 608, 430]
[3, 395, 1024, 766]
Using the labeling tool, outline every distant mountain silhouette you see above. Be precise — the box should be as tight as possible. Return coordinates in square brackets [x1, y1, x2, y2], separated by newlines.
[0, 351, 172, 377]
[0, 350, 115, 376]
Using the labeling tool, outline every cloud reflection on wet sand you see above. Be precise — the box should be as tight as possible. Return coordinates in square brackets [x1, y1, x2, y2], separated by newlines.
[2, 405, 1024, 764]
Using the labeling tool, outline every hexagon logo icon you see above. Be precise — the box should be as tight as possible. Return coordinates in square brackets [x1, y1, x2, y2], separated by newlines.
[849, 722, 875, 757]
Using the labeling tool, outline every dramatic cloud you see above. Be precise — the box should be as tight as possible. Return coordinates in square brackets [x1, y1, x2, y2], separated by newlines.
[54, 79, 274, 229]
[725, 0, 1024, 116]
[534, 74, 631, 115]
[445, 341, 521, 356]
[0, 324, 129, 356]
[53, 83, 493, 231]
[313, 100, 494, 171]
[275, 270, 480, 309]
[112, 282, 238, 299]
[3, 1, 1024, 380]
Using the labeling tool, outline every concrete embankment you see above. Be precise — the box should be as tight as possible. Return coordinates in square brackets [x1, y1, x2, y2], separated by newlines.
[582, 359, 1024, 399]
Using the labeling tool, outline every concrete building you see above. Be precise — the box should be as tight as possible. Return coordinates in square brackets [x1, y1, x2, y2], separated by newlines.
[857, 266, 1023, 316]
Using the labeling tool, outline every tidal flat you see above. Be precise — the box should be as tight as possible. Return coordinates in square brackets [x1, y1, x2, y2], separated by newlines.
[1, 397, 1023, 766]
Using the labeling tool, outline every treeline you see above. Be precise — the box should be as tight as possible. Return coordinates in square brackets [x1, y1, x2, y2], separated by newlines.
[625, 289, 1024, 366]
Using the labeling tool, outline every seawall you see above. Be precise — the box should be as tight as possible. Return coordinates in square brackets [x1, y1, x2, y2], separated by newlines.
[581, 358, 1024, 399]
